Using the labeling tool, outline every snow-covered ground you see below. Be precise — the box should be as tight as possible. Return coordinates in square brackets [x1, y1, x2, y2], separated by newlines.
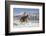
[13, 19, 39, 28]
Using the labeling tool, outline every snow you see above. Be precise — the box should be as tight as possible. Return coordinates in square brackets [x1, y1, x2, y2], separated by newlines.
[13, 19, 39, 28]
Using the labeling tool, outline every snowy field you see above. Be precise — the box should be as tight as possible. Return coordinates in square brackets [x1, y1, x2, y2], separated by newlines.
[13, 19, 39, 28]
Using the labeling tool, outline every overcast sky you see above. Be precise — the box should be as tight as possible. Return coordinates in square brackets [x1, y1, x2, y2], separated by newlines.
[13, 8, 39, 16]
